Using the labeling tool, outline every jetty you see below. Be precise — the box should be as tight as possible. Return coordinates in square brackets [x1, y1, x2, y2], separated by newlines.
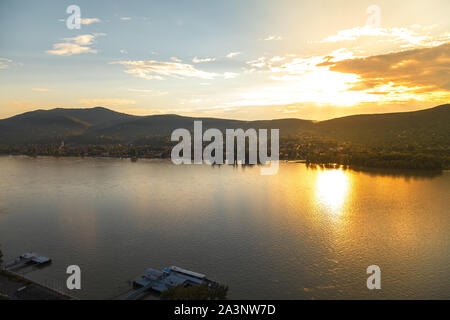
[0, 253, 76, 300]
[4, 253, 52, 270]
[126, 266, 218, 300]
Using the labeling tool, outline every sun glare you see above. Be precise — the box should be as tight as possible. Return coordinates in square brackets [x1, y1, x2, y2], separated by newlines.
[315, 169, 350, 215]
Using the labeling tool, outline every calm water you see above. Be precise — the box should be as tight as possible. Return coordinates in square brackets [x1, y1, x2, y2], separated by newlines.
[0, 156, 449, 299]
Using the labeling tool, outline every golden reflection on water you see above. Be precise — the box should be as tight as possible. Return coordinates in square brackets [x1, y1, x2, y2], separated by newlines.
[315, 168, 350, 216]
[0, 157, 449, 299]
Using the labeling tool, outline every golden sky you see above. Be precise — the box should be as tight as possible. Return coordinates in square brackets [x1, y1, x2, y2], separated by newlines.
[0, 0, 449, 120]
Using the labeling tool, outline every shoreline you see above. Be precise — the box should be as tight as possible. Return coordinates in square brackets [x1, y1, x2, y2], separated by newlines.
[0, 269, 75, 300]
[0, 154, 445, 176]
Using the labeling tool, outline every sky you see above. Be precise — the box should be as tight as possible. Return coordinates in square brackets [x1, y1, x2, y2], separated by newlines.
[0, 0, 449, 120]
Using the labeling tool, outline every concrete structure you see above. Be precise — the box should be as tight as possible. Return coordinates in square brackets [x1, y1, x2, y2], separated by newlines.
[5, 253, 52, 270]
[126, 266, 218, 300]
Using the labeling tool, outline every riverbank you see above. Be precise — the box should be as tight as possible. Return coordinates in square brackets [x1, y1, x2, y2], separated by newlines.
[0, 269, 73, 300]
[0, 152, 447, 171]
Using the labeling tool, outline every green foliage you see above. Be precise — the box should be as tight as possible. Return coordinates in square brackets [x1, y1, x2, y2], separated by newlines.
[160, 284, 228, 300]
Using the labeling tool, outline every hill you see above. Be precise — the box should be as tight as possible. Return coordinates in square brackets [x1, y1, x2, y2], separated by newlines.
[0, 107, 136, 144]
[0, 104, 448, 147]
[314, 104, 450, 146]
[1, 104, 448, 169]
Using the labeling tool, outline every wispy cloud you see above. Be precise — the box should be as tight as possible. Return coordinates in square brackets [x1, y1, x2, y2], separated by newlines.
[127, 88, 168, 95]
[247, 57, 267, 69]
[58, 17, 101, 25]
[321, 25, 450, 48]
[46, 33, 105, 56]
[0, 58, 12, 69]
[263, 35, 282, 41]
[244, 55, 290, 72]
[192, 56, 216, 63]
[81, 18, 101, 25]
[111, 59, 218, 80]
[226, 52, 241, 58]
[223, 72, 238, 79]
[32, 88, 50, 92]
[120, 17, 132, 21]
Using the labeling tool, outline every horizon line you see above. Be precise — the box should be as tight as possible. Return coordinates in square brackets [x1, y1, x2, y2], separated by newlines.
[1, 103, 448, 123]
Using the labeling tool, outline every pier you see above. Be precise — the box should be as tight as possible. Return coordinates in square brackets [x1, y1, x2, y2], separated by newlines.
[126, 266, 218, 300]
[4, 253, 52, 271]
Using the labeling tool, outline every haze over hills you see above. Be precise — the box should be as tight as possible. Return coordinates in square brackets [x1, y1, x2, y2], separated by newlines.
[0, 104, 449, 147]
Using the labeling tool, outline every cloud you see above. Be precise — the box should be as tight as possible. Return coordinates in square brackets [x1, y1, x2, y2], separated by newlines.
[270, 56, 285, 62]
[192, 56, 216, 63]
[81, 18, 101, 25]
[213, 42, 450, 111]
[110, 59, 218, 80]
[120, 17, 132, 21]
[226, 52, 241, 58]
[66, 34, 99, 45]
[46, 43, 97, 56]
[227, 44, 450, 110]
[244, 53, 307, 73]
[269, 49, 355, 77]
[46, 33, 105, 56]
[223, 72, 238, 79]
[32, 88, 50, 92]
[263, 35, 282, 41]
[247, 57, 267, 68]
[127, 88, 168, 95]
[59, 18, 101, 25]
[0, 58, 12, 69]
[321, 43, 450, 93]
[170, 57, 182, 62]
[321, 25, 450, 48]
[80, 98, 136, 106]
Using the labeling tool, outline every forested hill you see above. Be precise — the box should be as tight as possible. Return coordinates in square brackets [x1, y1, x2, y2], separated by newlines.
[1, 104, 448, 169]
[0, 104, 448, 147]
[314, 104, 450, 146]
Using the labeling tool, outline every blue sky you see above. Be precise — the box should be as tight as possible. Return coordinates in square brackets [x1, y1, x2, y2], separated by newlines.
[0, 0, 449, 120]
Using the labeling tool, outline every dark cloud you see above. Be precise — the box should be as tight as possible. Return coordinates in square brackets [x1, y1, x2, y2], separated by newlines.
[319, 43, 450, 92]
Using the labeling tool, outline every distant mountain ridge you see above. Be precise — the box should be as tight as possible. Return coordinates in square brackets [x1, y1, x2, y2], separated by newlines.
[315, 104, 450, 145]
[0, 104, 449, 146]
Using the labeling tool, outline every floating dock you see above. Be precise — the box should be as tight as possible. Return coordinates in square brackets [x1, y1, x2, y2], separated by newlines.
[126, 266, 218, 300]
[5, 253, 52, 270]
